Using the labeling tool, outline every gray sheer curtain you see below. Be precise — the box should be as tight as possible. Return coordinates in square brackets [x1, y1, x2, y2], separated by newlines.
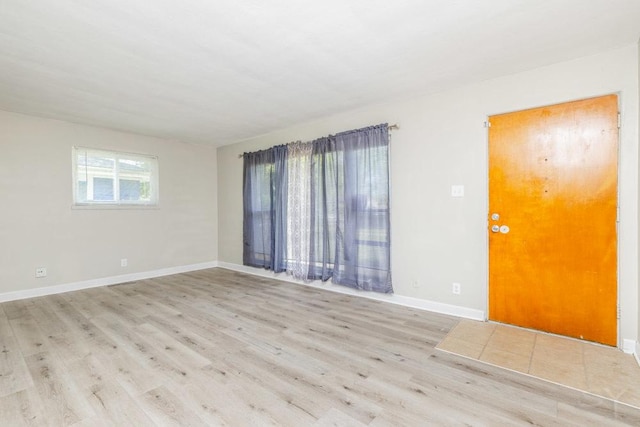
[243, 124, 392, 294]
[242, 145, 287, 272]
[308, 125, 392, 292]
[272, 145, 288, 272]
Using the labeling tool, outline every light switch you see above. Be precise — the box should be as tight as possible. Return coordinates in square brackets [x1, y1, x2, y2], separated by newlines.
[451, 185, 465, 197]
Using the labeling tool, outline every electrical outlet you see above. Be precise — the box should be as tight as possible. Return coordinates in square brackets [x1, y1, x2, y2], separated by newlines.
[452, 282, 461, 295]
[121, 258, 128, 267]
[35, 267, 47, 278]
[451, 185, 465, 198]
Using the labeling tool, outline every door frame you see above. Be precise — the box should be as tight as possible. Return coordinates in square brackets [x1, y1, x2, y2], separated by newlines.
[484, 93, 621, 348]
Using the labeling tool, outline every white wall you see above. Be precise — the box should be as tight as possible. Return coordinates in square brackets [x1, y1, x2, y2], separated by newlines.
[217, 44, 639, 346]
[0, 111, 218, 295]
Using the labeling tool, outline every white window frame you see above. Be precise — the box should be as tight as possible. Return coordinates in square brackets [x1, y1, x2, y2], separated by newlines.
[72, 146, 159, 208]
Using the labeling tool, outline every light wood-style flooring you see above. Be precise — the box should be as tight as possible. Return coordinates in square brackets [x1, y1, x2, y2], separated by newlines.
[1, 268, 639, 426]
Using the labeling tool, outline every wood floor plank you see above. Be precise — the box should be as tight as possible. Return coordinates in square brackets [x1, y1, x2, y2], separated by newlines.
[0, 308, 33, 398]
[2, 300, 36, 321]
[313, 408, 368, 427]
[89, 312, 210, 391]
[62, 350, 153, 426]
[223, 345, 383, 424]
[106, 285, 182, 319]
[0, 386, 48, 427]
[142, 313, 245, 363]
[556, 401, 634, 426]
[0, 267, 638, 426]
[169, 359, 306, 426]
[9, 316, 51, 357]
[132, 322, 212, 369]
[411, 353, 561, 416]
[163, 381, 237, 426]
[43, 296, 123, 366]
[136, 385, 209, 426]
[91, 348, 162, 397]
[24, 351, 94, 426]
[26, 300, 68, 337]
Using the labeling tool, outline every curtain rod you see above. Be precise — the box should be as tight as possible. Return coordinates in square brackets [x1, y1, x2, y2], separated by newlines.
[238, 123, 398, 158]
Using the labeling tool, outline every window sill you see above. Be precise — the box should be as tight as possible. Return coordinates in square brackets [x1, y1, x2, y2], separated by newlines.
[71, 204, 160, 210]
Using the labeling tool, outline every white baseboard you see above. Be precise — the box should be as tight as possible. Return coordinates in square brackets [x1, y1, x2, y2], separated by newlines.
[635, 341, 640, 367]
[0, 261, 219, 303]
[217, 261, 485, 321]
[622, 338, 636, 354]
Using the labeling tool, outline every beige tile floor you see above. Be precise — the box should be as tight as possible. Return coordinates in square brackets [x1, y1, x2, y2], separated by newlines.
[437, 319, 640, 408]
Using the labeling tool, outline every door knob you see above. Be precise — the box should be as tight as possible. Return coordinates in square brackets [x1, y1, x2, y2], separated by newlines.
[500, 225, 510, 234]
[491, 225, 500, 233]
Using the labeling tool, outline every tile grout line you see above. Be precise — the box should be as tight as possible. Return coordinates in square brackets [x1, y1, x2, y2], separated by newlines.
[580, 341, 592, 394]
[526, 332, 538, 375]
[477, 322, 496, 361]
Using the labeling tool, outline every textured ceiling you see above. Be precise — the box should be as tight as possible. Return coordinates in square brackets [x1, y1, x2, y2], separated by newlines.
[1, 0, 639, 146]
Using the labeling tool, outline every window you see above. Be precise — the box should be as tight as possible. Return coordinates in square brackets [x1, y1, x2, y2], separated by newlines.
[73, 147, 159, 206]
[243, 124, 392, 294]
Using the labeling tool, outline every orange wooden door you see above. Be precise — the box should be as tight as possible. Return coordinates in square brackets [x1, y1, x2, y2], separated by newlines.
[488, 95, 619, 346]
